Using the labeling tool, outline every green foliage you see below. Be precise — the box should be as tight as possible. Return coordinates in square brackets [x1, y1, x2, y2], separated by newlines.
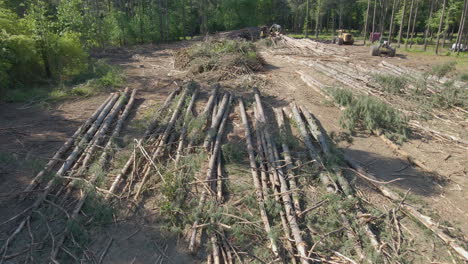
[330, 88, 408, 142]
[176, 39, 264, 78]
[222, 143, 246, 164]
[372, 74, 408, 94]
[328, 87, 354, 106]
[458, 73, 468, 82]
[429, 81, 468, 109]
[430, 62, 457, 79]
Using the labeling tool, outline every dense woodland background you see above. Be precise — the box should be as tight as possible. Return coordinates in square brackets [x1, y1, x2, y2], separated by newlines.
[1, 0, 467, 98]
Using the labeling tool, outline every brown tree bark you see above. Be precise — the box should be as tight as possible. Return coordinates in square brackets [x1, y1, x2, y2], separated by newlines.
[423, 0, 435, 50]
[405, 0, 415, 49]
[397, 0, 407, 47]
[435, 0, 447, 54]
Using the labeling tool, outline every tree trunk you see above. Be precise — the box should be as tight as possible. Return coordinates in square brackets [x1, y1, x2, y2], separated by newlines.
[182, 0, 186, 39]
[305, 0, 309, 37]
[405, 0, 415, 49]
[397, 0, 407, 47]
[409, 0, 419, 48]
[372, 0, 377, 33]
[315, 0, 321, 38]
[424, 0, 435, 50]
[364, 0, 371, 44]
[457, 0, 468, 55]
[388, 0, 398, 43]
[435, 0, 447, 54]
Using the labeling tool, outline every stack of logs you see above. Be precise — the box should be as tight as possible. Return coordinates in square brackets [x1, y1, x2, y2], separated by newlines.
[2, 81, 466, 263]
[0, 88, 137, 263]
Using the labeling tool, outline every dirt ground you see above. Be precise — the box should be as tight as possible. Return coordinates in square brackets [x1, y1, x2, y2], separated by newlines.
[1, 37, 466, 263]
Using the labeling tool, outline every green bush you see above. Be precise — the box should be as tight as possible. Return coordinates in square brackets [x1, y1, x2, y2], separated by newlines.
[372, 74, 408, 94]
[430, 62, 457, 79]
[329, 88, 408, 142]
[340, 95, 408, 142]
[328, 87, 354, 106]
[429, 81, 468, 109]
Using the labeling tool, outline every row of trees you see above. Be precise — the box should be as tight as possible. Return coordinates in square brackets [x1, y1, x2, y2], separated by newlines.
[1, 0, 467, 92]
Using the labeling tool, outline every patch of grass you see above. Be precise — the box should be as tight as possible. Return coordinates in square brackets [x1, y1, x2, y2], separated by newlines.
[2, 60, 123, 103]
[429, 81, 468, 109]
[341, 95, 408, 142]
[372, 74, 408, 94]
[327, 87, 354, 107]
[329, 88, 408, 143]
[458, 73, 468, 82]
[429, 61, 456, 79]
[222, 143, 246, 164]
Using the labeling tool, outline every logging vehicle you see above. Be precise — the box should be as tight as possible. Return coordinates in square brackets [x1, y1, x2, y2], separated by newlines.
[370, 40, 396, 57]
[333, 30, 354, 45]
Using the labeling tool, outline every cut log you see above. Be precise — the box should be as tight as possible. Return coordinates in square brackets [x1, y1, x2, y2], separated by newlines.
[203, 93, 230, 151]
[22, 93, 114, 194]
[274, 108, 302, 216]
[254, 91, 309, 264]
[99, 89, 137, 168]
[238, 98, 280, 258]
[175, 90, 199, 164]
[134, 87, 189, 200]
[76, 88, 130, 175]
[143, 85, 181, 139]
[189, 94, 232, 252]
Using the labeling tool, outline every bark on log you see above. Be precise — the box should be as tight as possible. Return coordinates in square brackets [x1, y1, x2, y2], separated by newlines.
[77, 88, 130, 175]
[203, 93, 230, 151]
[254, 91, 309, 264]
[189, 94, 232, 252]
[253, 106, 295, 264]
[1, 93, 120, 255]
[239, 98, 280, 258]
[143, 85, 181, 139]
[175, 90, 199, 164]
[23, 93, 114, 194]
[99, 89, 137, 168]
[274, 108, 302, 216]
[134, 88, 189, 200]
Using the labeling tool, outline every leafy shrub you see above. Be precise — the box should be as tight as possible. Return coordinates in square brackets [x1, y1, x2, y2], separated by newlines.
[328, 87, 354, 106]
[372, 74, 408, 94]
[49, 32, 88, 80]
[458, 73, 468, 82]
[429, 81, 468, 109]
[430, 61, 456, 79]
[340, 95, 408, 142]
[330, 88, 408, 142]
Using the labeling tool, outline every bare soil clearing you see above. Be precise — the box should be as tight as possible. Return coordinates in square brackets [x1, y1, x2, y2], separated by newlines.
[0, 36, 466, 263]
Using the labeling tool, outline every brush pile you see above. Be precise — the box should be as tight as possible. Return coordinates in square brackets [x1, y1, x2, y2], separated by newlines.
[175, 39, 265, 80]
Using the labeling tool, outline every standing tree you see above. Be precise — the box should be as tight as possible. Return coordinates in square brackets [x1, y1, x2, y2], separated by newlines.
[435, 0, 447, 54]
[364, 0, 371, 44]
[388, 0, 398, 43]
[405, 0, 415, 49]
[305, 0, 309, 37]
[455, 0, 468, 54]
[397, 0, 407, 47]
[409, 0, 419, 48]
[423, 0, 435, 51]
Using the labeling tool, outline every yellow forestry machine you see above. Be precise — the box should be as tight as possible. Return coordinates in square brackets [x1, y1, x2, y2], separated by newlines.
[333, 30, 354, 45]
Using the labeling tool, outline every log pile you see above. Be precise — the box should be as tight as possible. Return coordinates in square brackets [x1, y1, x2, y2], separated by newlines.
[2, 80, 466, 263]
[0, 88, 137, 263]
